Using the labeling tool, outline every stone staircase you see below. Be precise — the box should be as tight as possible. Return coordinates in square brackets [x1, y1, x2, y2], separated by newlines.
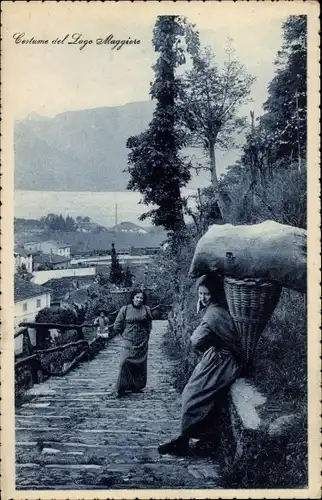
[15, 320, 221, 490]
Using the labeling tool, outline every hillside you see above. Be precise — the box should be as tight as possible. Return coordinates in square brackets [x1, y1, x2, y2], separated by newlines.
[14, 101, 242, 192]
[14, 101, 155, 192]
[14, 228, 166, 255]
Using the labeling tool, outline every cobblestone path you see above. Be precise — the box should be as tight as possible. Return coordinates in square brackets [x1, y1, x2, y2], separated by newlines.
[16, 320, 220, 490]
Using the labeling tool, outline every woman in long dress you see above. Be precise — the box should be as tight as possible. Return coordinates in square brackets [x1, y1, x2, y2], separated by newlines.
[113, 290, 153, 397]
[158, 274, 243, 456]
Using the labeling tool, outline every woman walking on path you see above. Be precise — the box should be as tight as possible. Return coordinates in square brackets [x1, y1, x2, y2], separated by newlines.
[158, 274, 243, 456]
[113, 290, 153, 397]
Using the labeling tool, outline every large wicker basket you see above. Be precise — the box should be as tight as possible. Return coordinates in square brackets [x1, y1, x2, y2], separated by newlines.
[224, 277, 282, 367]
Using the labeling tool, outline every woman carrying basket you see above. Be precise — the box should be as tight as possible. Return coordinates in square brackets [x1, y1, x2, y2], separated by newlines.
[113, 290, 153, 397]
[158, 273, 244, 456]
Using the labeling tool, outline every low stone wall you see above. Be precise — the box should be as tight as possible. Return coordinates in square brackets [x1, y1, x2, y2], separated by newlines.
[219, 377, 303, 487]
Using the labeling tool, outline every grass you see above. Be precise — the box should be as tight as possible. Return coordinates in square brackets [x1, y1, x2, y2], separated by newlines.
[163, 287, 308, 489]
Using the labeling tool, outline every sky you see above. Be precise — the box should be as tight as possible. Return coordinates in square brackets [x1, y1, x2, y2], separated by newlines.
[3, 2, 292, 121]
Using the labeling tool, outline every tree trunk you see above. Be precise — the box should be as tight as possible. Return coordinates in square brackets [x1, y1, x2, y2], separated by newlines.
[209, 140, 218, 189]
[209, 140, 226, 221]
[295, 91, 302, 173]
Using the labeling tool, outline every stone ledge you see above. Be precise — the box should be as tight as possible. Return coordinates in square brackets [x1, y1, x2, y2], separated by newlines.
[219, 377, 304, 487]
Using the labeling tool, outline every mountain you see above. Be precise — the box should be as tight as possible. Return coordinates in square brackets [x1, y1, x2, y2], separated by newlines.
[14, 101, 155, 192]
[14, 101, 243, 192]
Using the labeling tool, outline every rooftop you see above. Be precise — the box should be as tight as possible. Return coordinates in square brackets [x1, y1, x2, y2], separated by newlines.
[45, 240, 70, 248]
[14, 245, 32, 257]
[14, 276, 51, 302]
[33, 253, 71, 265]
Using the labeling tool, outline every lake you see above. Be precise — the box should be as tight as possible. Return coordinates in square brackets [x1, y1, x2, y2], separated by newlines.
[14, 189, 197, 227]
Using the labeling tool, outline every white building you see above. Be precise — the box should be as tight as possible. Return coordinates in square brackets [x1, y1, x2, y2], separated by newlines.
[14, 276, 51, 354]
[24, 240, 71, 258]
[14, 245, 33, 273]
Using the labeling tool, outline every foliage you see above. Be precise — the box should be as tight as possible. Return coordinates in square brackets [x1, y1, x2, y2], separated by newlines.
[40, 213, 77, 232]
[35, 306, 79, 325]
[181, 40, 255, 191]
[109, 243, 124, 285]
[96, 271, 110, 287]
[123, 266, 133, 288]
[84, 277, 123, 322]
[217, 163, 307, 228]
[127, 16, 197, 232]
[263, 15, 307, 166]
[193, 15, 308, 231]
[39, 213, 93, 232]
[16, 263, 33, 281]
[85, 289, 115, 322]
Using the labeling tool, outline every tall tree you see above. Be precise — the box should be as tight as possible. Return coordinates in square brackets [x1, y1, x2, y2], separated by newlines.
[109, 243, 123, 286]
[181, 41, 255, 218]
[65, 215, 76, 232]
[127, 16, 199, 233]
[123, 266, 133, 288]
[262, 15, 307, 171]
[216, 16, 307, 228]
[35, 307, 78, 325]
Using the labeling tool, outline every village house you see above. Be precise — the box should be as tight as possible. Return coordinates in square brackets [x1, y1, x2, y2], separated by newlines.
[14, 245, 33, 274]
[14, 276, 51, 354]
[33, 252, 71, 271]
[111, 221, 149, 234]
[24, 240, 71, 258]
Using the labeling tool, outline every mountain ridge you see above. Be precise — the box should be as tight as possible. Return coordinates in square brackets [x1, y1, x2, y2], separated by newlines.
[14, 101, 241, 192]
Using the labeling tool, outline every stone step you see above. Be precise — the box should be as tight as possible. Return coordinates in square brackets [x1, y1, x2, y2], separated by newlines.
[15, 320, 221, 489]
[16, 429, 168, 446]
[16, 445, 212, 467]
[16, 461, 219, 489]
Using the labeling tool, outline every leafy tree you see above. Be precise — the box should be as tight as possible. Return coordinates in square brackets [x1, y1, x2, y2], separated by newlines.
[181, 40, 255, 218]
[109, 243, 123, 286]
[214, 15, 307, 229]
[75, 215, 91, 230]
[123, 266, 133, 288]
[127, 16, 199, 233]
[96, 271, 110, 287]
[16, 263, 33, 281]
[85, 286, 115, 322]
[262, 15, 307, 170]
[35, 307, 78, 325]
[65, 215, 76, 231]
[40, 213, 77, 231]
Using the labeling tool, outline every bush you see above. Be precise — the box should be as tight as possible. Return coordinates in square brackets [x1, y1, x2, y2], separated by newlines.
[219, 167, 307, 229]
[35, 306, 78, 325]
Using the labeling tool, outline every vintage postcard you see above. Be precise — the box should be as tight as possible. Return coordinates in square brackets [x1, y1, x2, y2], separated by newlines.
[1, 1, 320, 499]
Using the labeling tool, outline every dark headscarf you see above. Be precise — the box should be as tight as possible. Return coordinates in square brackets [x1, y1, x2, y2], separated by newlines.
[196, 272, 227, 309]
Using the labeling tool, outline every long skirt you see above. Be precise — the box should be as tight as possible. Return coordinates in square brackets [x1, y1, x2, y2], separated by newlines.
[180, 347, 242, 439]
[116, 329, 149, 392]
